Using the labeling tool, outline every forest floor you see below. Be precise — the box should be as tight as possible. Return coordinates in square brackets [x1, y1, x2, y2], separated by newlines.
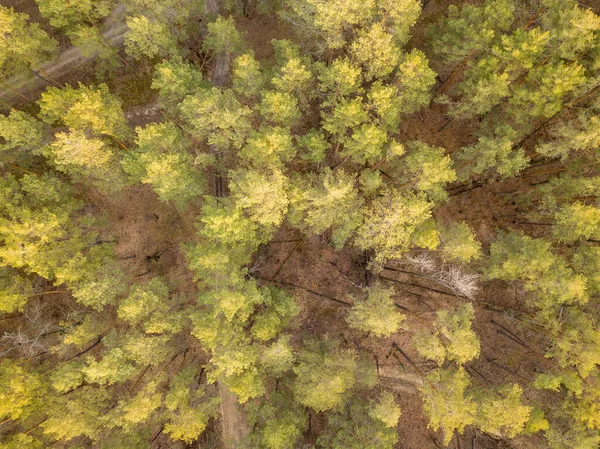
[2, 0, 587, 448]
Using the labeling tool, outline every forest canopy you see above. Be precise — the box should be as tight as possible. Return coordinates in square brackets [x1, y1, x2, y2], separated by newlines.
[1, 0, 600, 448]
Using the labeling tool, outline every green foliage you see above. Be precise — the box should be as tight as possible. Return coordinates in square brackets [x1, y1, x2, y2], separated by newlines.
[346, 282, 405, 337]
[508, 60, 586, 124]
[0, 6, 58, 79]
[233, 53, 265, 97]
[399, 141, 456, 201]
[118, 277, 183, 334]
[0, 110, 45, 155]
[428, 0, 515, 64]
[536, 112, 600, 160]
[115, 381, 162, 428]
[42, 386, 111, 441]
[124, 333, 173, 366]
[355, 190, 434, 268]
[370, 391, 402, 428]
[419, 367, 476, 445]
[317, 394, 400, 449]
[293, 339, 359, 412]
[124, 15, 178, 60]
[553, 203, 600, 243]
[289, 169, 363, 248]
[35, 0, 113, 30]
[152, 56, 206, 111]
[317, 57, 363, 101]
[546, 309, 600, 378]
[414, 303, 480, 365]
[0, 361, 47, 421]
[541, 0, 600, 60]
[0, 267, 34, 313]
[474, 384, 532, 438]
[280, 0, 377, 50]
[83, 347, 137, 385]
[180, 87, 252, 151]
[239, 126, 296, 167]
[251, 287, 300, 342]
[247, 387, 308, 449]
[322, 97, 368, 138]
[39, 83, 129, 140]
[450, 56, 509, 119]
[350, 23, 399, 81]
[260, 335, 295, 377]
[123, 122, 205, 207]
[395, 50, 437, 114]
[487, 232, 588, 312]
[229, 168, 289, 228]
[164, 367, 219, 443]
[455, 125, 528, 179]
[296, 129, 329, 162]
[258, 92, 300, 127]
[50, 361, 85, 394]
[202, 16, 244, 55]
[341, 123, 388, 165]
[37, 84, 129, 191]
[438, 222, 481, 264]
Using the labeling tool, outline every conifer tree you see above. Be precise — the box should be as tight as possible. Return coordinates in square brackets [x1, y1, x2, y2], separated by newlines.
[346, 282, 405, 337]
[293, 339, 360, 412]
[247, 385, 308, 449]
[355, 190, 435, 268]
[317, 393, 401, 449]
[419, 367, 476, 445]
[0, 6, 58, 81]
[414, 303, 480, 366]
[289, 168, 363, 248]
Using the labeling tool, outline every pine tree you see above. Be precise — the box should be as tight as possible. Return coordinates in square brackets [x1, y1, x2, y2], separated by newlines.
[414, 303, 480, 365]
[41, 386, 111, 442]
[163, 367, 219, 443]
[350, 23, 399, 81]
[395, 49, 437, 114]
[233, 52, 265, 98]
[293, 339, 359, 412]
[123, 122, 205, 208]
[238, 125, 296, 168]
[346, 282, 405, 337]
[247, 385, 308, 449]
[0, 267, 34, 313]
[0, 6, 58, 80]
[428, 0, 515, 64]
[355, 190, 435, 268]
[279, 0, 377, 50]
[438, 222, 482, 264]
[396, 141, 456, 201]
[0, 360, 48, 421]
[229, 168, 289, 228]
[179, 87, 252, 152]
[289, 168, 363, 248]
[124, 16, 179, 60]
[474, 384, 532, 438]
[0, 110, 45, 155]
[316, 394, 401, 449]
[260, 335, 295, 377]
[553, 203, 600, 243]
[202, 16, 245, 56]
[419, 367, 476, 445]
[151, 56, 206, 112]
